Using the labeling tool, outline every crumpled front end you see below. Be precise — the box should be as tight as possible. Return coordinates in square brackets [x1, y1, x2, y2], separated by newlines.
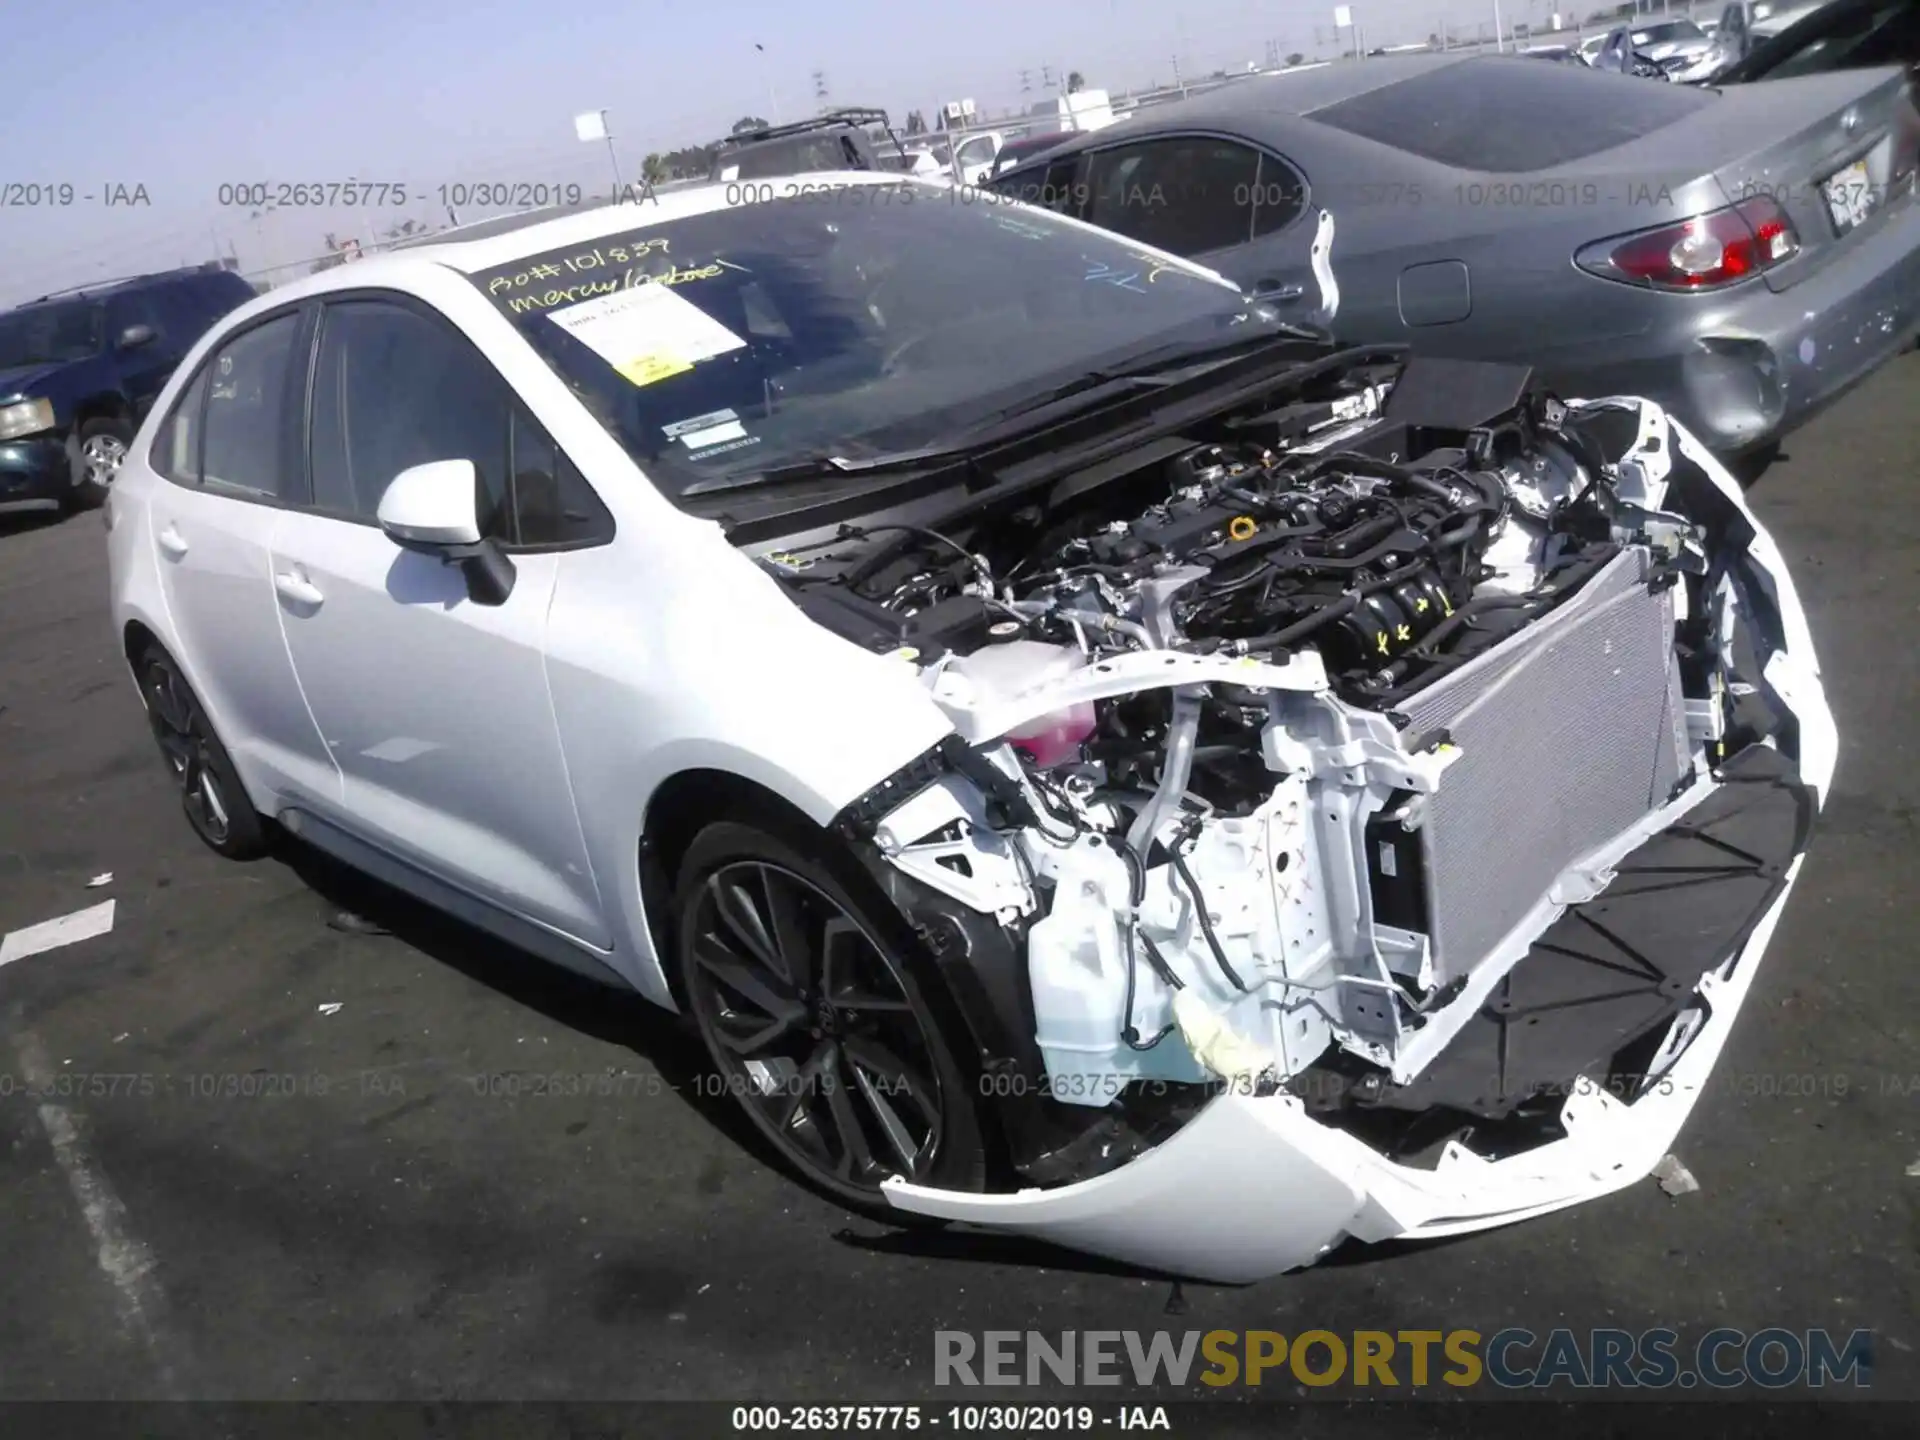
[836, 395, 1831, 1283]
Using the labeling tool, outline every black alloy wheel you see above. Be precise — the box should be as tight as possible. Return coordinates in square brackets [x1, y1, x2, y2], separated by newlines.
[137, 647, 267, 859]
[675, 821, 985, 1211]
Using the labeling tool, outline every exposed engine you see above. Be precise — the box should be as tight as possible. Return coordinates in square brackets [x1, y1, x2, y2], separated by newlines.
[767, 367, 1797, 1189]
[776, 382, 1656, 737]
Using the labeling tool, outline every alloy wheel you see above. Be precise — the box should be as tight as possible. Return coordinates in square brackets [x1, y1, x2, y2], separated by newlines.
[142, 658, 232, 846]
[685, 860, 946, 1196]
[82, 434, 127, 488]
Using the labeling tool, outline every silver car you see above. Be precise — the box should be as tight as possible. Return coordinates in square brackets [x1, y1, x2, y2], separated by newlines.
[985, 52, 1920, 458]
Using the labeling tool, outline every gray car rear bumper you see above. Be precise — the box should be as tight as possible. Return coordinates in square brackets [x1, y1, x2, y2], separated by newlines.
[1544, 193, 1920, 453]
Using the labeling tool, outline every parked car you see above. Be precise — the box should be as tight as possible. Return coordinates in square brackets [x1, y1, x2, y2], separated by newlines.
[1593, 25, 1681, 76]
[1720, 0, 1919, 79]
[947, 130, 1006, 186]
[982, 53, 1920, 457]
[1622, 15, 1718, 66]
[708, 109, 912, 182]
[900, 136, 954, 181]
[985, 129, 1075, 180]
[106, 174, 1832, 1281]
[1672, 1, 1836, 81]
[0, 264, 256, 517]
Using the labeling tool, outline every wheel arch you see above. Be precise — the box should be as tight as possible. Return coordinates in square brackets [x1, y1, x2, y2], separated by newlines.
[123, 617, 162, 671]
[636, 767, 829, 1011]
[74, 390, 135, 430]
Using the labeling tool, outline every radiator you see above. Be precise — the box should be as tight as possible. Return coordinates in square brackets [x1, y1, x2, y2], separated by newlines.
[1395, 548, 1690, 986]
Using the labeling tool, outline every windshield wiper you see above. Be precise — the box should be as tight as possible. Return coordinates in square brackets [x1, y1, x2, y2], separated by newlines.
[681, 442, 972, 496]
[968, 324, 1328, 429]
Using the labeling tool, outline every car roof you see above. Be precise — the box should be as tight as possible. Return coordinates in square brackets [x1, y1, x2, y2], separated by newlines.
[230, 173, 916, 310]
[10, 264, 239, 313]
[999, 53, 1470, 161]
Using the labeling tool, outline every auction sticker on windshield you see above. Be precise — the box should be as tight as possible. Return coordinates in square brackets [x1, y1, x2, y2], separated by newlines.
[546, 284, 747, 387]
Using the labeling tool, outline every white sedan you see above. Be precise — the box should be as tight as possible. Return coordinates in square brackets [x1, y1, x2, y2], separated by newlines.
[106, 174, 1833, 1282]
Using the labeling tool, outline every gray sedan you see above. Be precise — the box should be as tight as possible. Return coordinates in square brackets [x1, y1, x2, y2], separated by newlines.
[984, 53, 1920, 456]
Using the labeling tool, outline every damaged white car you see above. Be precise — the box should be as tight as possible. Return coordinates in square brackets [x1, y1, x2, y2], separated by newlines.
[106, 175, 1834, 1283]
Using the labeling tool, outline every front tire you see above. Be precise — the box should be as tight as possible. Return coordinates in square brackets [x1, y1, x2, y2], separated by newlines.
[672, 819, 987, 1215]
[66, 417, 132, 512]
[134, 645, 268, 860]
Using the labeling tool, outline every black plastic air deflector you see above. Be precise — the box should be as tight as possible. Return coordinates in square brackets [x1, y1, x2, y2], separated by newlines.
[1381, 355, 1536, 430]
[1369, 744, 1813, 1121]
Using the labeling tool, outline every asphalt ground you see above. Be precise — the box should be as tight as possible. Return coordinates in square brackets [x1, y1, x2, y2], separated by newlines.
[0, 354, 1915, 1422]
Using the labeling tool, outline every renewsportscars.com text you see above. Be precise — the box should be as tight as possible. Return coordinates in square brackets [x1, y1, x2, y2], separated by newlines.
[934, 1328, 1873, 1390]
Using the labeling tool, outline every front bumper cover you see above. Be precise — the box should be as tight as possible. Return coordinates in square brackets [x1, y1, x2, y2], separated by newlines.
[878, 412, 1836, 1282]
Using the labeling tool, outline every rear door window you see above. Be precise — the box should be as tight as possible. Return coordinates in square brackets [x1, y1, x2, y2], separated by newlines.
[1307, 56, 1717, 171]
[152, 367, 210, 484]
[1081, 136, 1263, 255]
[199, 313, 303, 500]
[1250, 153, 1309, 238]
[988, 155, 1085, 215]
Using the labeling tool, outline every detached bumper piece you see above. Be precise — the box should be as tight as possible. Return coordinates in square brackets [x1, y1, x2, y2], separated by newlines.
[883, 744, 1816, 1284]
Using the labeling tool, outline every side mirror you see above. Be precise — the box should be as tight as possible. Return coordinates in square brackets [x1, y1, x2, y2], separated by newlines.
[117, 324, 156, 350]
[376, 459, 516, 606]
[378, 459, 482, 547]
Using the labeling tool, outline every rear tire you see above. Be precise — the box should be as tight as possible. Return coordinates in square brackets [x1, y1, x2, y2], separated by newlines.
[133, 644, 268, 860]
[672, 818, 987, 1217]
[65, 417, 132, 512]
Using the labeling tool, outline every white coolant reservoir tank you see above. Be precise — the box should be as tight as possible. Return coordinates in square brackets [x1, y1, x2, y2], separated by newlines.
[949, 641, 1097, 767]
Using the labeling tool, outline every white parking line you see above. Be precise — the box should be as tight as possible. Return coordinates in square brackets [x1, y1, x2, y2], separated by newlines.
[3, 902, 184, 1395]
[13, 1027, 183, 1396]
[0, 899, 116, 968]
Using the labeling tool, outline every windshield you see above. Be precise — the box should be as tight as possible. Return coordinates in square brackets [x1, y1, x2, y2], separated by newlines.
[1737, 1, 1918, 78]
[0, 301, 104, 370]
[468, 185, 1276, 498]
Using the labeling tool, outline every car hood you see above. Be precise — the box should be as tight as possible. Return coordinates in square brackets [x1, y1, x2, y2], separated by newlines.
[0, 361, 69, 402]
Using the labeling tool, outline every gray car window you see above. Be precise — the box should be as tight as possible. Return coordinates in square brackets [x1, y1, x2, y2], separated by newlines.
[1082, 136, 1262, 255]
[1250, 153, 1308, 239]
[199, 314, 301, 500]
[152, 366, 210, 485]
[1307, 57, 1717, 172]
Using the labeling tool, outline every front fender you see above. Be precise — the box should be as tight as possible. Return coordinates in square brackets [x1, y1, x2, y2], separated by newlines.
[544, 533, 957, 1001]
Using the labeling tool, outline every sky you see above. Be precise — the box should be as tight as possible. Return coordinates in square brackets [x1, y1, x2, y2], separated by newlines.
[0, 0, 1612, 305]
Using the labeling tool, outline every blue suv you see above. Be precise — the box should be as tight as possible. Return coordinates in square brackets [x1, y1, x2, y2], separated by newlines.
[0, 264, 257, 517]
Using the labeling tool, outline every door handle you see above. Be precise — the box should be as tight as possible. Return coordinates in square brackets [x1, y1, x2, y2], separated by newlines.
[157, 524, 189, 559]
[274, 570, 325, 608]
